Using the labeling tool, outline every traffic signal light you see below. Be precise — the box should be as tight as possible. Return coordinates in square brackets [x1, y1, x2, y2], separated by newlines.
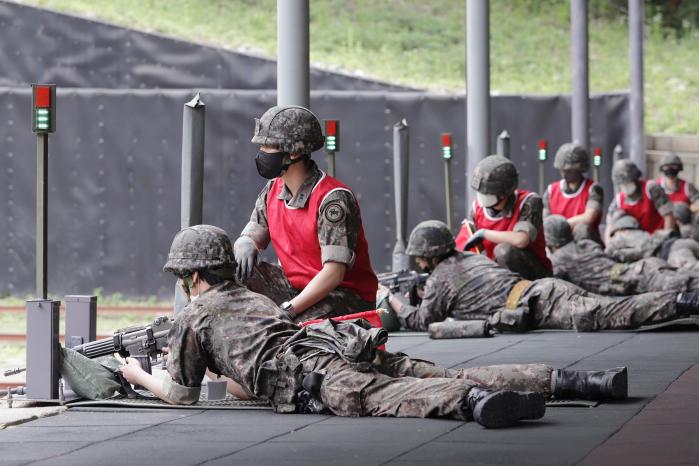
[538, 139, 548, 161]
[441, 133, 453, 160]
[324, 119, 339, 152]
[31, 84, 56, 133]
[593, 147, 602, 167]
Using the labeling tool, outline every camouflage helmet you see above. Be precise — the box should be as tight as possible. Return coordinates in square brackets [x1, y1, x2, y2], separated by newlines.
[470, 155, 519, 196]
[163, 225, 236, 276]
[543, 215, 573, 249]
[554, 143, 590, 172]
[660, 152, 683, 171]
[608, 215, 640, 236]
[611, 159, 642, 185]
[674, 202, 691, 225]
[406, 220, 455, 257]
[251, 105, 324, 155]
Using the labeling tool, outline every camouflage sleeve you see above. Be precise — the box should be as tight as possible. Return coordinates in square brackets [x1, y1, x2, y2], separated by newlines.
[648, 182, 673, 216]
[586, 183, 604, 212]
[514, 194, 543, 242]
[164, 315, 208, 404]
[550, 251, 568, 280]
[241, 181, 273, 249]
[686, 181, 699, 203]
[317, 189, 360, 268]
[606, 197, 620, 222]
[396, 277, 450, 331]
[542, 186, 551, 216]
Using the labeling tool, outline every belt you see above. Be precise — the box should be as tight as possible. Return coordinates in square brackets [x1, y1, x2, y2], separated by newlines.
[505, 280, 532, 310]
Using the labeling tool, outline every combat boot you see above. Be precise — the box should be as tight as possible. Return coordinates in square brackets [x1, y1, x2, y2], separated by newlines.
[676, 291, 699, 316]
[553, 367, 627, 401]
[463, 387, 545, 428]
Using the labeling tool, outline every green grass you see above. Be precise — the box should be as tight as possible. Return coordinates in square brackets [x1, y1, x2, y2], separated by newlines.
[18, 1, 699, 131]
[0, 288, 169, 307]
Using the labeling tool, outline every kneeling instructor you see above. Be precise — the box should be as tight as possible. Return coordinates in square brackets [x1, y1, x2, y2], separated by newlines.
[234, 105, 377, 322]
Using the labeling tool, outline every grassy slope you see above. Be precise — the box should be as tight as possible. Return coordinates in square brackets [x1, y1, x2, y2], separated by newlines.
[18, 0, 699, 131]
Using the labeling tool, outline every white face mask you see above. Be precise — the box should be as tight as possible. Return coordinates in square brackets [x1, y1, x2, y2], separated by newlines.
[619, 182, 638, 197]
[477, 192, 500, 208]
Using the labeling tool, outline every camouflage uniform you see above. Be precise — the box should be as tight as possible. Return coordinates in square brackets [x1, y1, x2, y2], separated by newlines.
[607, 160, 673, 222]
[543, 143, 604, 243]
[165, 280, 554, 419]
[674, 203, 699, 242]
[604, 219, 699, 270]
[468, 187, 551, 280]
[396, 251, 681, 332]
[239, 105, 375, 320]
[241, 160, 373, 322]
[544, 215, 697, 295]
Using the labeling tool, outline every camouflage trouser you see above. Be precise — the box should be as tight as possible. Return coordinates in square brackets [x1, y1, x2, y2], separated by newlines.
[302, 350, 553, 420]
[667, 238, 699, 271]
[614, 257, 696, 294]
[519, 278, 679, 331]
[243, 262, 375, 323]
[493, 243, 551, 281]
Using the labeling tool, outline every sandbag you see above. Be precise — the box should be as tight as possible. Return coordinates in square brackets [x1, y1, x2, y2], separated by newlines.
[59, 346, 124, 400]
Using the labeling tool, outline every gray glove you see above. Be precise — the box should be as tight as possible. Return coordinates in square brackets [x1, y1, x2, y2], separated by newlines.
[234, 236, 259, 281]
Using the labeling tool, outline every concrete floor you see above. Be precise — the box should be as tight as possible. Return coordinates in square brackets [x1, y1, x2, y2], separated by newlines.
[0, 330, 697, 466]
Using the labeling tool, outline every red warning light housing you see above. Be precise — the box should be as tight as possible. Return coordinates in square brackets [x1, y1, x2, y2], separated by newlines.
[538, 139, 548, 150]
[35, 86, 51, 108]
[594, 147, 602, 156]
[31, 83, 56, 134]
[325, 119, 337, 136]
[441, 133, 452, 148]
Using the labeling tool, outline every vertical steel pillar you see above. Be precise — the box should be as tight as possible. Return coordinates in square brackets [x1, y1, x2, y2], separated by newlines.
[36, 134, 48, 299]
[26, 299, 60, 399]
[392, 119, 410, 272]
[180, 93, 205, 229]
[64, 295, 97, 348]
[496, 130, 511, 159]
[571, 0, 589, 150]
[629, 0, 645, 169]
[175, 94, 206, 317]
[277, 0, 310, 108]
[466, 0, 490, 212]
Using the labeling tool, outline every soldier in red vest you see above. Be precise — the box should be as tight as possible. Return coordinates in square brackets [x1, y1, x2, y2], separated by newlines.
[655, 152, 699, 213]
[233, 105, 377, 323]
[543, 143, 603, 242]
[605, 159, 675, 243]
[461, 155, 552, 280]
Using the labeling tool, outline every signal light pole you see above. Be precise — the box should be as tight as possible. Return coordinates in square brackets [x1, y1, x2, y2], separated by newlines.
[538, 139, 548, 195]
[593, 147, 602, 182]
[441, 133, 454, 231]
[324, 119, 339, 177]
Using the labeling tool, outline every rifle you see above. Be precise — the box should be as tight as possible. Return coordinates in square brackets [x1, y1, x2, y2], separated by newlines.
[377, 269, 428, 306]
[72, 315, 173, 373]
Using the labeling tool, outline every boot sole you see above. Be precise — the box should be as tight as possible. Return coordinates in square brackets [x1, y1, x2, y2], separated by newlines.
[473, 391, 546, 429]
[605, 367, 628, 400]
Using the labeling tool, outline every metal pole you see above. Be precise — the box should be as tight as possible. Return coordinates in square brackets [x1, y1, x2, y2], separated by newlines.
[444, 158, 454, 231]
[36, 133, 48, 299]
[392, 119, 410, 272]
[277, 0, 310, 108]
[326, 153, 336, 177]
[539, 161, 545, 195]
[496, 130, 510, 159]
[180, 93, 205, 229]
[629, 0, 645, 169]
[571, 0, 589, 150]
[466, 0, 490, 212]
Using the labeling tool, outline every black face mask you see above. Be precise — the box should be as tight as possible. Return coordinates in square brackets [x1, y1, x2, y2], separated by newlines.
[255, 150, 291, 179]
[662, 168, 680, 178]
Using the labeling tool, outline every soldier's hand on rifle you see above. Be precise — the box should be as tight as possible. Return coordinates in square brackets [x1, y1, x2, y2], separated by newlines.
[161, 346, 169, 364]
[463, 229, 487, 251]
[234, 236, 259, 281]
[120, 357, 146, 385]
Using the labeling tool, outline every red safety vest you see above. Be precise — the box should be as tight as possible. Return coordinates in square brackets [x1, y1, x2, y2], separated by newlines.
[472, 190, 552, 271]
[266, 172, 378, 302]
[547, 178, 601, 233]
[617, 179, 665, 233]
[655, 177, 691, 204]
